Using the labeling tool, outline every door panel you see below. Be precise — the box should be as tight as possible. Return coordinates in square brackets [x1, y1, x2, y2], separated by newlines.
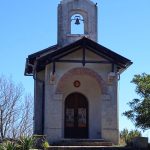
[66, 108, 74, 127]
[65, 93, 88, 138]
[78, 108, 87, 128]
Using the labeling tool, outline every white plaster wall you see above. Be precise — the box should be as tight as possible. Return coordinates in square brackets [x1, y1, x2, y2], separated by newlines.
[60, 48, 107, 61]
[54, 49, 112, 83]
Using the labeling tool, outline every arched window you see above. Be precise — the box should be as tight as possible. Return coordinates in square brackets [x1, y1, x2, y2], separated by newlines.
[71, 14, 84, 34]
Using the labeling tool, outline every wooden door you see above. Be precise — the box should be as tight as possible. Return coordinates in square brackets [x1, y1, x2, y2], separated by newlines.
[65, 93, 88, 138]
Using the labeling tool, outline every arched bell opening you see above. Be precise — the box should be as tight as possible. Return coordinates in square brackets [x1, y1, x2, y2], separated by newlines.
[71, 14, 84, 35]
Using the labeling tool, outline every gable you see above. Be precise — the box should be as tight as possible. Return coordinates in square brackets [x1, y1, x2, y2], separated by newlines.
[59, 48, 108, 62]
[25, 37, 132, 75]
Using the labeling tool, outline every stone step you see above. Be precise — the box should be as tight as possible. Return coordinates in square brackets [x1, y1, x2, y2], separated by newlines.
[52, 139, 112, 146]
[47, 146, 140, 150]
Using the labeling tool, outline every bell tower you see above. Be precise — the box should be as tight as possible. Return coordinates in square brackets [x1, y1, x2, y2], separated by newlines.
[58, 0, 98, 46]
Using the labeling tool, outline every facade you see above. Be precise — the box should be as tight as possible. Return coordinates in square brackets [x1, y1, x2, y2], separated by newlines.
[24, 0, 132, 145]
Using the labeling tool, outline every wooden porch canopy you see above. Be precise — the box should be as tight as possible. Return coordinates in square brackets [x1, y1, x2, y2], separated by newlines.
[25, 37, 132, 76]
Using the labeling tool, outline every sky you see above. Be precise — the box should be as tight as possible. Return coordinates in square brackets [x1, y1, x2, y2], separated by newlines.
[0, 0, 150, 140]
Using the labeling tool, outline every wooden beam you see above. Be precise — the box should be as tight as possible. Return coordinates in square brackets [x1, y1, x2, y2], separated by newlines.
[87, 46, 114, 62]
[52, 62, 55, 74]
[52, 46, 81, 61]
[112, 64, 115, 72]
[82, 46, 86, 66]
[87, 46, 126, 68]
[56, 59, 111, 64]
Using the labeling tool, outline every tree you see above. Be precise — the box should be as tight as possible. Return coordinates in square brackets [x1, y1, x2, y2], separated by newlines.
[120, 128, 141, 145]
[10, 94, 33, 138]
[123, 73, 150, 130]
[17, 94, 33, 137]
[0, 75, 33, 139]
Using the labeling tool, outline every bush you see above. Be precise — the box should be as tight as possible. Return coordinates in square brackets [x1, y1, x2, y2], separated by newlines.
[0, 141, 19, 150]
[42, 141, 50, 149]
[120, 128, 141, 146]
[18, 136, 34, 150]
[0, 136, 49, 150]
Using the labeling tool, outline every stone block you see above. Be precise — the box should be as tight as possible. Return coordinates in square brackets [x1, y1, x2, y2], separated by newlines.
[46, 115, 62, 128]
[101, 128, 119, 145]
[46, 128, 62, 143]
[132, 137, 148, 148]
[53, 94, 63, 100]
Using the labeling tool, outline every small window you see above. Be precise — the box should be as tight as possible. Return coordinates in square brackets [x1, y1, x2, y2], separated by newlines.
[71, 14, 84, 34]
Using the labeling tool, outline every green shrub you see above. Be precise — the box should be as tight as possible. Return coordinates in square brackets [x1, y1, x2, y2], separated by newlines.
[42, 141, 50, 149]
[0, 141, 19, 150]
[0, 136, 49, 150]
[19, 136, 34, 150]
[120, 128, 141, 146]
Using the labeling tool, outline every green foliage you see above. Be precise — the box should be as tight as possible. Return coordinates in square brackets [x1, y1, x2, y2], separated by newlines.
[0, 136, 50, 150]
[0, 136, 37, 150]
[0, 141, 19, 150]
[120, 129, 129, 145]
[42, 141, 50, 149]
[18, 136, 34, 150]
[132, 73, 150, 98]
[120, 128, 141, 145]
[123, 73, 150, 130]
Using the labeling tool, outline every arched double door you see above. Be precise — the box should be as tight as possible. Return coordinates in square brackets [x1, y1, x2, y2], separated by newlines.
[64, 93, 88, 138]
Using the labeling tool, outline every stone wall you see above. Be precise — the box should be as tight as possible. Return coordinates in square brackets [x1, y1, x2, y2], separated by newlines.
[57, 0, 98, 46]
[41, 49, 119, 144]
[35, 50, 119, 144]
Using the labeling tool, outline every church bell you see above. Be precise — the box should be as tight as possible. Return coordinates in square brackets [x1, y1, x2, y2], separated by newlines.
[75, 18, 80, 25]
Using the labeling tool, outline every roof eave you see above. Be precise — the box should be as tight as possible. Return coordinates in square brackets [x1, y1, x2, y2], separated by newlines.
[118, 61, 133, 74]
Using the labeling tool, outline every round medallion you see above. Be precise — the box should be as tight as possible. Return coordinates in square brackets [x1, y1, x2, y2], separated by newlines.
[73, 80, 81, 88]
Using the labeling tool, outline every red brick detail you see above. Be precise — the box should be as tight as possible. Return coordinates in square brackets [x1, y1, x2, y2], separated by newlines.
[55, 67, 108, 94]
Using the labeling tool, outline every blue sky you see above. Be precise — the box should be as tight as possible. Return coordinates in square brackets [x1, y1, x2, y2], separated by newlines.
[0, 0, 150, 139]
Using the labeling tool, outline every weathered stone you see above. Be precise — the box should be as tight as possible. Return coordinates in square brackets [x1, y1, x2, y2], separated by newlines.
[58, 0, 98, 46]
[132, 137, 148, 148]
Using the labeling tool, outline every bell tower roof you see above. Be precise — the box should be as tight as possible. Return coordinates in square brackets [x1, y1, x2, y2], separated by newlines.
[58, 0, 98, 46]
